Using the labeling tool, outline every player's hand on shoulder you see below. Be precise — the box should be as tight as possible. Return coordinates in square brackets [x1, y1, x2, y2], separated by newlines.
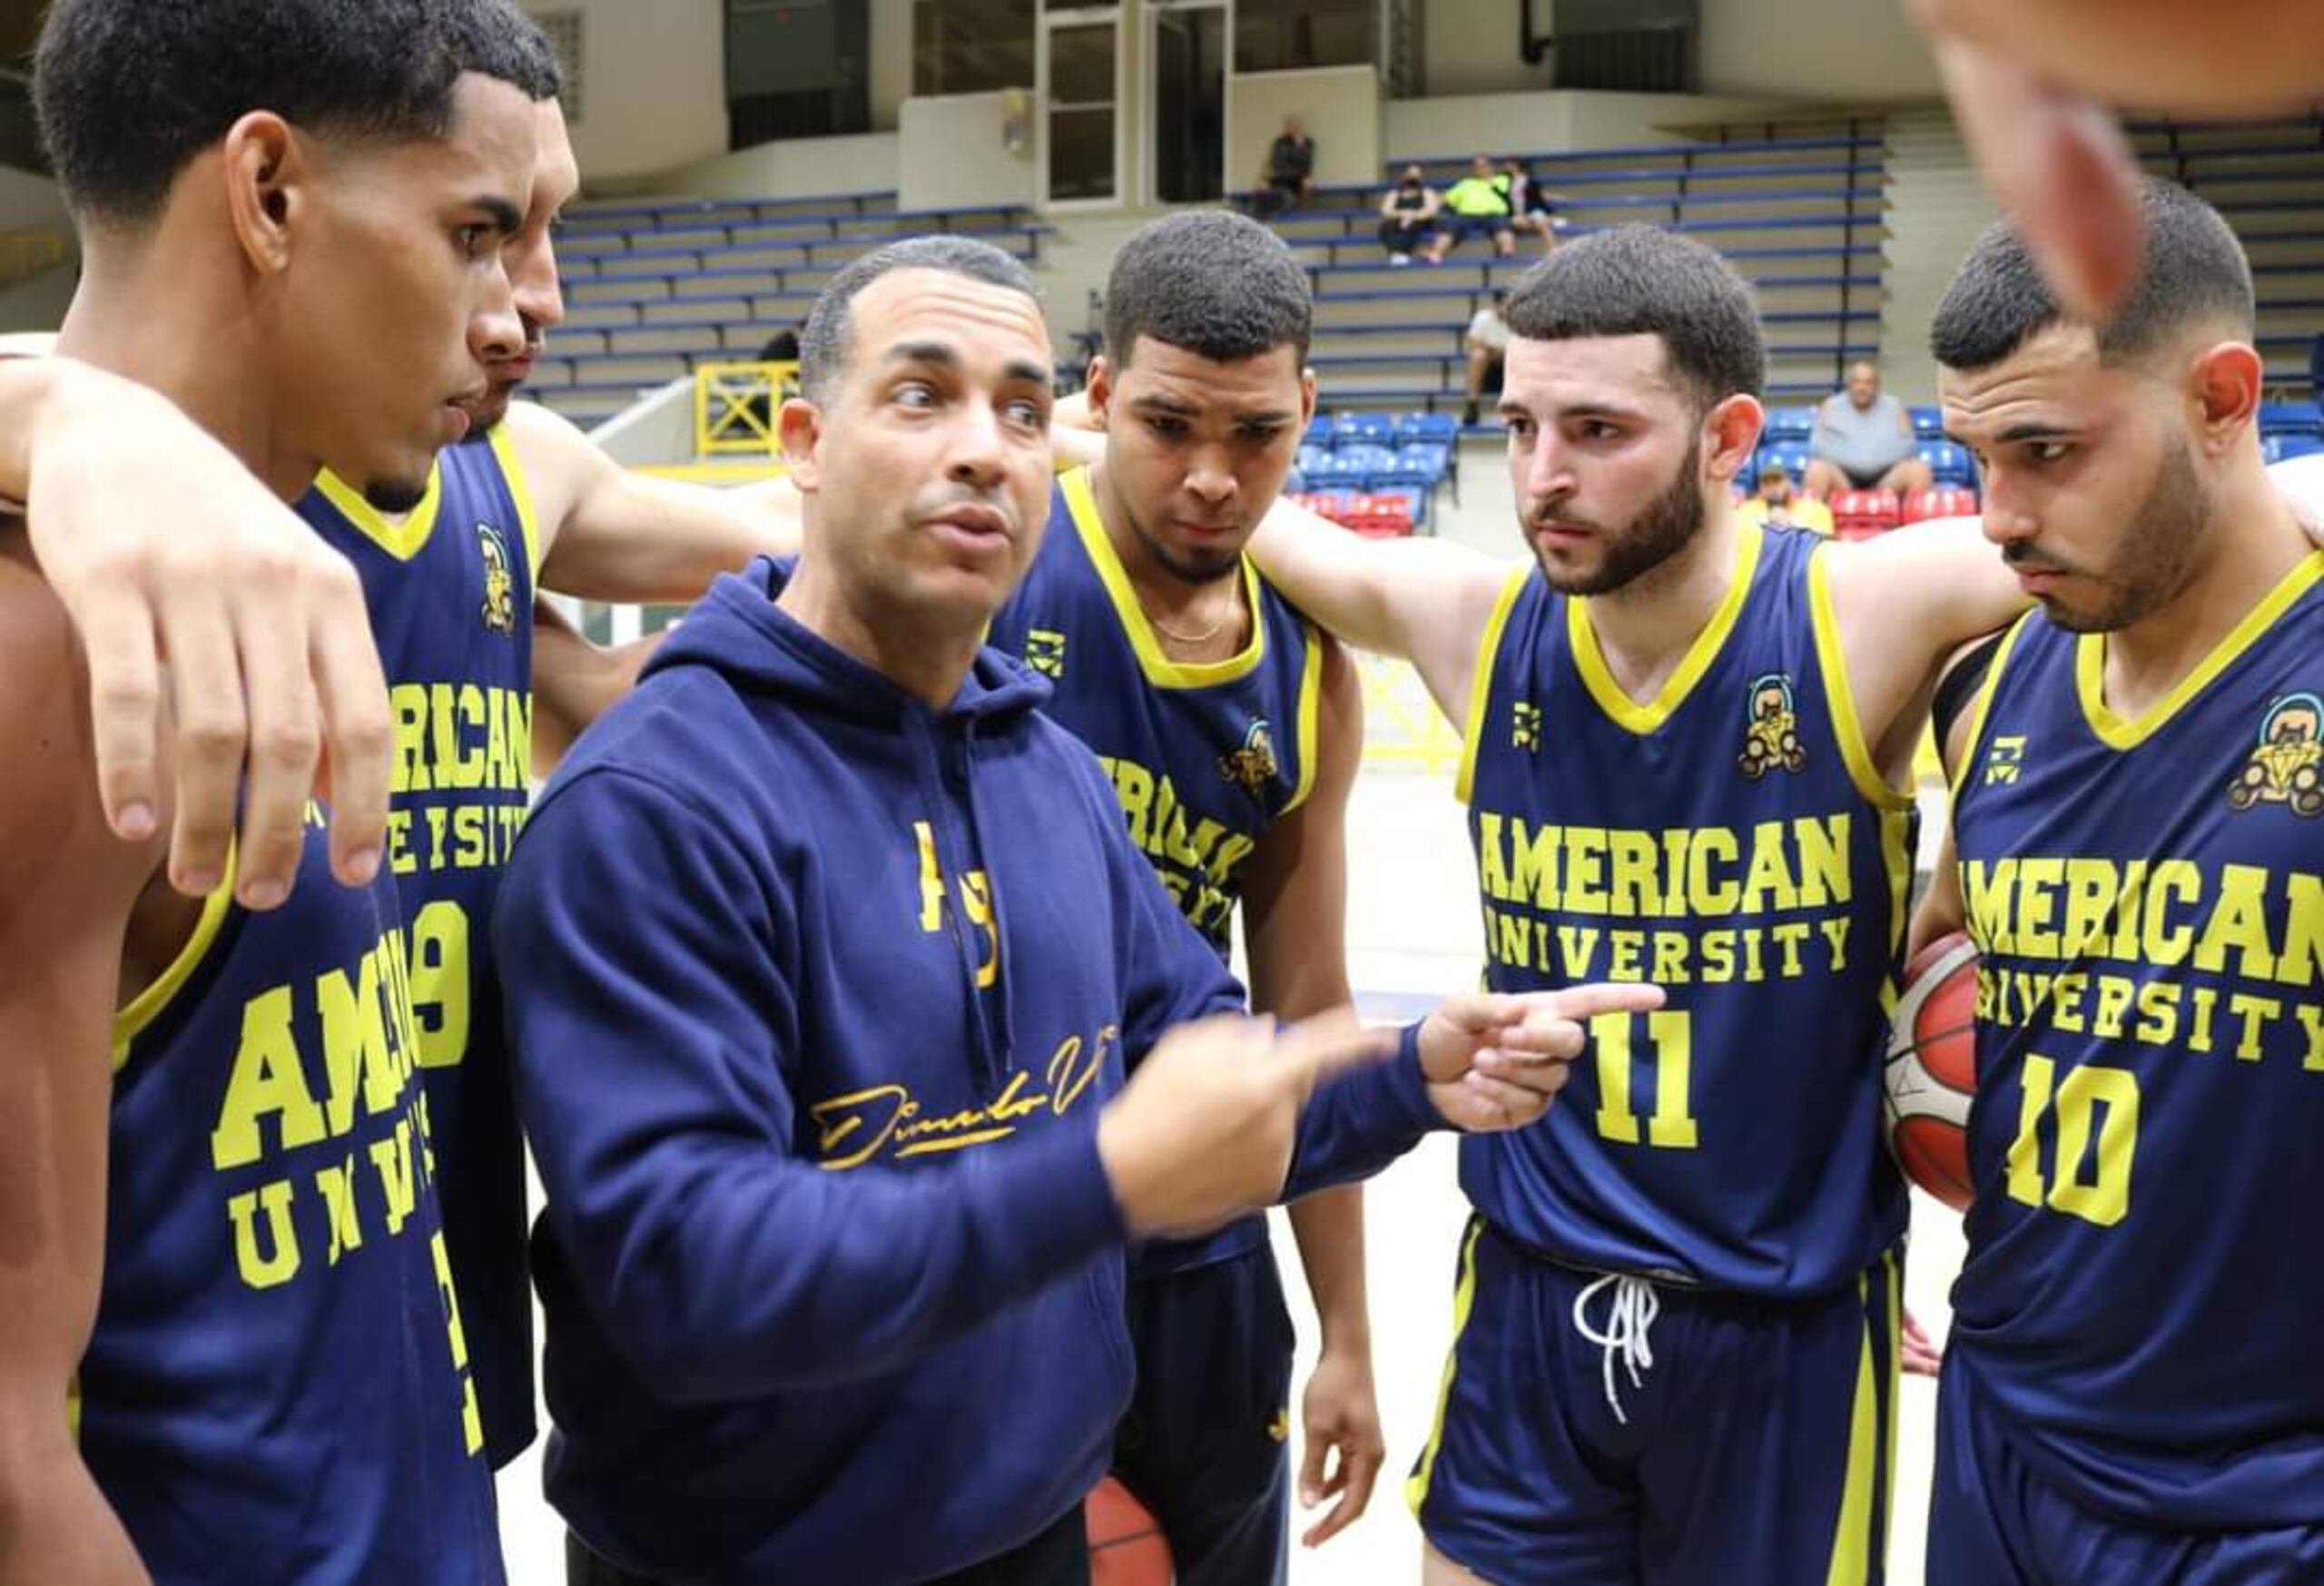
[1417, 983, 1666, 1132]
[23, 359, 390, 910]
[1098, 1010, 1394, 1237]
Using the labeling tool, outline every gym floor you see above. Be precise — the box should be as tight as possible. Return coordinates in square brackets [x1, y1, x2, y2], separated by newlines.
[495, 441, 1968, 1583]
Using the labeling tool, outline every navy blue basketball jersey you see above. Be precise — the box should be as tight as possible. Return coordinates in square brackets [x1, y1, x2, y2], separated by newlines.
[1460, 522, 1914, 1297]
[298, 427, 538, 1464]
[989, 465, 1322, 1276]
[989, 466, 1321, 961]
[1947, 551, 2324, 1529]
[85, 809, 503, 1584]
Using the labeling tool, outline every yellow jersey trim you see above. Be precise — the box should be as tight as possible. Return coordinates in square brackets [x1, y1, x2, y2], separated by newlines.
[1819, 1269, 1882, 1586]
[1060, 465, 1266, 689]
[1569, 518, 1764, 737]
[1405, 1216, 1487, 1519]
[111, 851, 238, 1073]
[1283, 622, 1324, 817]
[2075, 549, 2324, 751]
[1947, 612, 2034, 803]
[311, 464, 445, 563]
[1808, 544, 1916, 813]
[487, 423, 547, 581]
[1454, 566, 1531, 805]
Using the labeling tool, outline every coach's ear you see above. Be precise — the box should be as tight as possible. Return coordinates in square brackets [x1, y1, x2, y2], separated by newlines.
[1703, 392, 1764, 487]
[779, 397, 824, 494]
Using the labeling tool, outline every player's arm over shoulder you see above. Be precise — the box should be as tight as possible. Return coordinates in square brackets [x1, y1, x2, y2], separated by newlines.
[506, 400, 800, 605]
[0, 531, 165, 1582]
[1246, 493, 1519, 722]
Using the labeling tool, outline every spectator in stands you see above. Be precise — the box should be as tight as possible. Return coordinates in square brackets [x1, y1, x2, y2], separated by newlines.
[1254, 114, 1315, 217]
[1378, 163, 1440, 264]
[1422, 154, 1515, 263]
[1738, 461, 1836, 535]
[1503, 158, 1561, 253]
[1802, 360, 1933, 498]
[1462, 287, 1510, 426]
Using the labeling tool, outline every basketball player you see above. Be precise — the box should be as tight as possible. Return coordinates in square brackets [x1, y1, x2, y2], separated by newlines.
[492, 233, 1658, 1586]
[1913, 180, 2324, 1584]
[287, 86, 803, 1469]
[0, 2, 555, 1581]
[984, 212, 1378, 1577]
[1244, 226, 2049, 1584]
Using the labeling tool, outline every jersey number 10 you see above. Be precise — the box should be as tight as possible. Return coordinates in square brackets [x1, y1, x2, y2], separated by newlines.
[2006, 1053, 2140, 1227]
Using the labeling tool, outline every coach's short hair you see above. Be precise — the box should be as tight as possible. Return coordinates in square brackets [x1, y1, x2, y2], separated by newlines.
[1502, 226, 1766, 409]
[798, 234, 1039, 404]
[1103, 211, 1312, 367]
[1930, 177, 2254, 370]
[36, 0, 560, 229]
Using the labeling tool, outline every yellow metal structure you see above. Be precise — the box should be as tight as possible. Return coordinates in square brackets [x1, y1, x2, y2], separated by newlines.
[694, 360, 798, 457]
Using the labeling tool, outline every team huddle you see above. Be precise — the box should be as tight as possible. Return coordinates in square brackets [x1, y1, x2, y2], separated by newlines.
[2, 3, 2320, 1586]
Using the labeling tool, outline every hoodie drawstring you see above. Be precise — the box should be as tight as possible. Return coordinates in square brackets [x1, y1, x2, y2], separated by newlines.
[957, 718, 1017, 1082]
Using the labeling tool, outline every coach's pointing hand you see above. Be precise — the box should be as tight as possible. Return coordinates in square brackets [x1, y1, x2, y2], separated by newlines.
[1099, 1011, 1393, 1238]
[1419, 983, 1667, 1132]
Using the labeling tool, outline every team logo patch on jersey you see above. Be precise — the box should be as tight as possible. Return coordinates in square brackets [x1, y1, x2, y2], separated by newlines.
[2228, 692, 2324, 817]
[476, 523, 517, 635]
[1512, 701, 1543, 753]
[1218, 717, 1280, 793]
[1983, 734, 2027, 786]
[1025, 627, 1067, 679]
[1737, 673, 1807, 778]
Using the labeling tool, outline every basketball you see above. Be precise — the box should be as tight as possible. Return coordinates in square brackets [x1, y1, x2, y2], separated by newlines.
[1882, 931, 1981, 1209]
[1087, 1476, 1174, 1586]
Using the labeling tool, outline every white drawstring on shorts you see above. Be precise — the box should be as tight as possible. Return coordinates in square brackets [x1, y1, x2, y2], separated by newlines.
[1571, 1273, 1661, 1425]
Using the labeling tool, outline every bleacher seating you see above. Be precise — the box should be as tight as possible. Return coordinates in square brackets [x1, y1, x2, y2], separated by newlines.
[1261, 130, 1886, 415]
[1290, 409, 1459, 526]
[1903, 487, 1981, 523]
[1915, 440, 1976, 487]
[531, 190, 1051, 429]
[2132, 116, 2324, 397]
[1830, 488, 1903, 542]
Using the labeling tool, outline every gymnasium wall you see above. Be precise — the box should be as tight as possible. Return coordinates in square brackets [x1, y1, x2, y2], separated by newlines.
[1230, 67, 1383, 192]
[1383, 90, 1804, 163]
[521, 0, 726, 182]
[870, 0, 914, 131]
[898, 94, 1037, 212]
[656, 133, 903, 203]
[0, 167, 64, 231]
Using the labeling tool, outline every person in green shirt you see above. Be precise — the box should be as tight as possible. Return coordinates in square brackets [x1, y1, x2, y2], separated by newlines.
[1423, 154, 1515, 263]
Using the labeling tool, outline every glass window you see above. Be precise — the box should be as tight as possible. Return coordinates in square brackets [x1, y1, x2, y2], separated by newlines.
[1235, 0, 1377, 74]
[913, 0, 1036, 96]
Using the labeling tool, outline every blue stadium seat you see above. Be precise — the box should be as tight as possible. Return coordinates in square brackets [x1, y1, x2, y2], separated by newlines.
[2264, 432, 2324, 464]
[1307, 450, 1374, 485]
[1917, 440, 1976, 487]
[1305, 415, 1334, 448]
[1758, 440, 1813, 481]
[1396, 412, 1460, 445]
[1911, 405, 1946, 438]
[2259, 401, 2322, 436]
[1295, 443, 1332, 477]
[1760, 405, 1817, 440]
[1332, 412, 1397, 447]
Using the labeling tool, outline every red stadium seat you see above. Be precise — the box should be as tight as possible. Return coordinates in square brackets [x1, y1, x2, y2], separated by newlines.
[1901, 487, 1980, 523]
[1830, 488, 1902, 542]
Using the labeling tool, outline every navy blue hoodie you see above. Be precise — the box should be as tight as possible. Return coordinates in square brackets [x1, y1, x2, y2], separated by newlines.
[494, 558, 1442, 1585]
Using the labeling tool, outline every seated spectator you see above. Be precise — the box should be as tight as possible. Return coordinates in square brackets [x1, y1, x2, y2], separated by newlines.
[1504, 158, 1561, 253]
[1462, 287, 1510, 425]
[1802, 360, 1933, 498]
[1423, 154, 1515, 263]
[1253, 114, 1315, 216]
[1378, 164, 1440, 263]
[1737, 462, 1836, 535]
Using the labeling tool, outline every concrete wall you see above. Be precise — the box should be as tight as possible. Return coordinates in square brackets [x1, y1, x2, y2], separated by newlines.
[1423, 0, 1557, 98]
[1699, 0, 1942, 100]
[871, 0, 915, 130]
[899, 92, 1036, 213]
[1230, 67, 1381, 192]
[0, 168, 64, 231]
[522, 0, 727, 182]
[1384, 90, 1803, 163]
[0, 260, 75, 333]
[655, 133, 901, 202]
